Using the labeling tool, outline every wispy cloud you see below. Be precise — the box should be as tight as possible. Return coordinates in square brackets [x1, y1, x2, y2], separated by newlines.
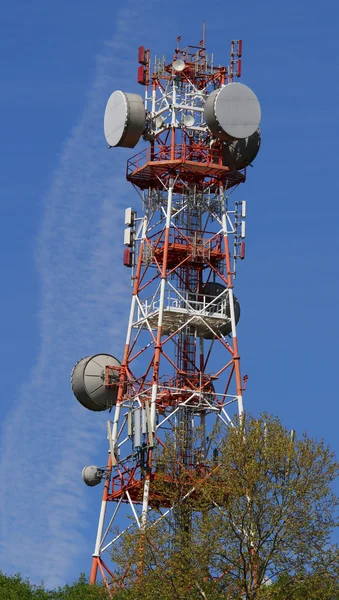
[0, 2, 157, 589]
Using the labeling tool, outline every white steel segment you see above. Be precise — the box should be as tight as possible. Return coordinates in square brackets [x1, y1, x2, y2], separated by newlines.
[147, 486, 197, 530]
[227, 287, 244, 417]
[173, 104, 204, 112]
[125, 296, 138, 346]
[111, 403, 122, 464]
[107, 421, 115, 465]
[221, 202, 244, 417]
[101, 523, 135, 553]
[99, 495, 125, 551]
[156, 405, 181, 429]
[171, 78, 176, 126]
[93, 499, 108, 557]
[217, 411, 234, 428]
[143, 214, 166, 236]
[221, 407, 234, 424]
[150, 181, 174, 432]
[126, 490, 141, 528]
[117, 414, 128, 441]
[117, 436, 129, 449]
[226, 212, 236, 233]
[124, 206, 149, 344]
[238, 393, 244, 417]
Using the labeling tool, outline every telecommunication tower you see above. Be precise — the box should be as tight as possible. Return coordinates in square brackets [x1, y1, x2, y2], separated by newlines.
[71, 30, 261, 594]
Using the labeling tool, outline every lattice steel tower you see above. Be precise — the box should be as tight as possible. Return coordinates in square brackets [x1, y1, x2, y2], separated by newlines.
[71, 30, 261, 595]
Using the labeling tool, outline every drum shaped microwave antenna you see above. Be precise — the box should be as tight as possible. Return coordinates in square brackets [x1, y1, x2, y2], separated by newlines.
[204, 82, 261, 141]
[82, 465, 105, 487]
[104, 90, 146, 148]
[71, 354, 121, 411]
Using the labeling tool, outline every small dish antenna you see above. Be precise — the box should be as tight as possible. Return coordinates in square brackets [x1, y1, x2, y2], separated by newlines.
[155, 115, 164, 128]
[183, 114, 195, 127]
[173, 59, 186, 72]
[82, 466, 104, 487]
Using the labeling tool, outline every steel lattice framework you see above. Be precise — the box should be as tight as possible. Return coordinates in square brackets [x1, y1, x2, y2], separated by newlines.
[85, 34, 257, 595]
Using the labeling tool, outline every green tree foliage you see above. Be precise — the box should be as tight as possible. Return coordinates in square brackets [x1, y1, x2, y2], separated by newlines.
[112, 414, 339, 600]
[0, 572, 48, 600]
[0, 572, 111, 600]
[258, 561, 339, 599]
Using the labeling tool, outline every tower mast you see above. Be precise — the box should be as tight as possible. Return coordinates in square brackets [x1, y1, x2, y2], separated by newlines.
[72, 33, 261, 595]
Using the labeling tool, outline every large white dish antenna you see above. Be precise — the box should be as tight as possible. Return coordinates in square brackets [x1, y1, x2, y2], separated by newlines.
[104, 90, 146, 148]
[71, 354, 121, 412]
[204, 83, 261, 141]
[173, 59, 186, 71]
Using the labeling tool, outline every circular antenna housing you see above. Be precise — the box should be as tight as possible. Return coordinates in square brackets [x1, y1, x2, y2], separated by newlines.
[204, 83, 261, 141]
[104, 91, 146, 148]
[82, 465, 104, 487]
[71, 354, 121, 412]
[223, 128, 261, 170]
[183, 114, 195, 127]
[155, 115, 164, 128]
[173, 59, 186, 72]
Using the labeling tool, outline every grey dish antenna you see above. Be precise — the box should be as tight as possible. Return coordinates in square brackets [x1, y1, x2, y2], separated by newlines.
[202, 282, 240, 340]
[104, 91, 146, 148]
[173, 59, 186, 72]
[71, 354, 121, 411]
[223, 128, 261, 170]
[204, 82, 261, 141]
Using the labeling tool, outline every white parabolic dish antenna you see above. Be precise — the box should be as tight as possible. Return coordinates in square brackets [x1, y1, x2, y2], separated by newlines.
[173, 59, 186, 72]
[155, 115, 164, 128]
[183, 114, 195, 127]
[104, 90, 146, 148]
[204, 82, 261, 141]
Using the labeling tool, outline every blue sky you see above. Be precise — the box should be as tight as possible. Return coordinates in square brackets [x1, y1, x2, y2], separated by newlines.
[1, 0, 339, 589]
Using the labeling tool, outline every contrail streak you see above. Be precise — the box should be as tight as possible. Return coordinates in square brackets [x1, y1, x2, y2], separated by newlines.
[0, 2, 157, 588]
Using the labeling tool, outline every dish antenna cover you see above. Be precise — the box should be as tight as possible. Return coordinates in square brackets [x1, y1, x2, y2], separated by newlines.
[204, 83, 261, 141]
[223, 128, 261, 170]
[155, 115, 164, 128]
[183, 114, 195, 127]
[104, 90, 146, 148]
[173, 59, 186, 71]
[82, 465, 104, 487]
[71, 354, 121, 412]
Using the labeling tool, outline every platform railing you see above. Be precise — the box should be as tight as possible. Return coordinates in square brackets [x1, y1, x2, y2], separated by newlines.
[136, 289, 230, 322]
[127, 144, 224, 176]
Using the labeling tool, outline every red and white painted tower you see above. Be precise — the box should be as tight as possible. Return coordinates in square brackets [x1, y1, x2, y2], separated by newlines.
[71, 30, 261, 595]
